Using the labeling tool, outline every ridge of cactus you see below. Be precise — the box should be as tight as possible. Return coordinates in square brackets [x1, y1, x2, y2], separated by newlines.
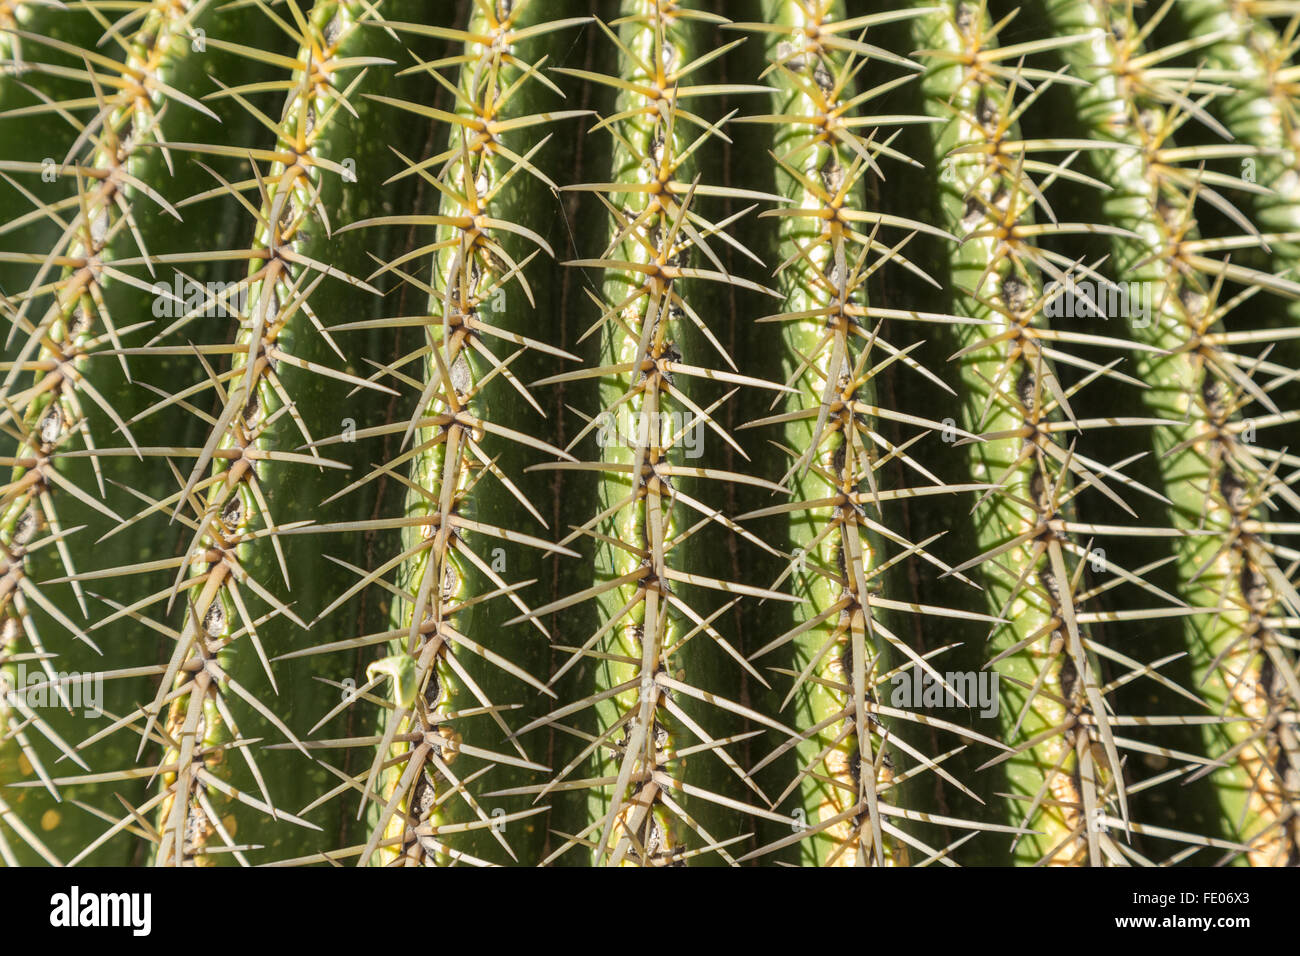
[306, 0, 592, 867]
[729, 0, 1018, 866]
[517, 0, 816, 866]
[0, 0, 269, 865]
[138, 0, 395, 866]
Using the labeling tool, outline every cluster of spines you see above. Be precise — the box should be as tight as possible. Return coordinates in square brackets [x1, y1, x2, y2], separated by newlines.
[1179, 0, 1300, 271]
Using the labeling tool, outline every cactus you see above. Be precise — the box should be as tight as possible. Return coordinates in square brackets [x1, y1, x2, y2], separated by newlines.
[0, 0, 1296, 867]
